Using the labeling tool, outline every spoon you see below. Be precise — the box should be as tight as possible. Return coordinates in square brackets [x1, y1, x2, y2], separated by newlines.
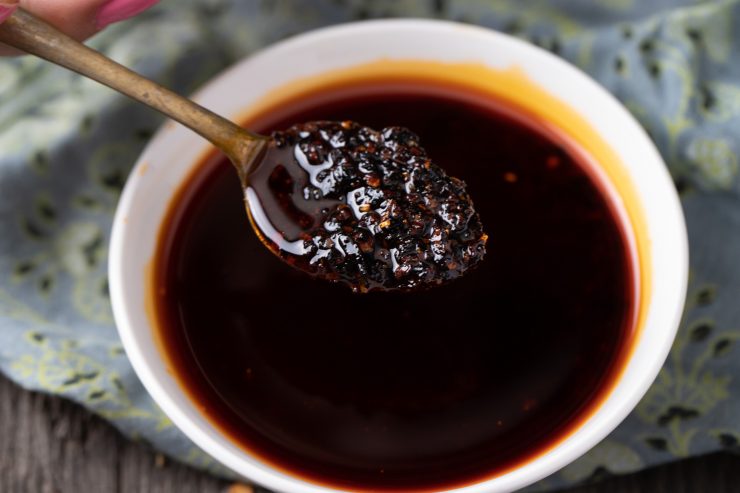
[0, 8, 487, 293]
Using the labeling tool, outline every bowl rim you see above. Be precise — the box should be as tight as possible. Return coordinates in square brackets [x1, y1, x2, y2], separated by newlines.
[109, 18, 688, 493]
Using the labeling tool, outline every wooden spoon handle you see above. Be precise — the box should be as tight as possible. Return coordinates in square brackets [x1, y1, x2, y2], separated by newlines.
[0, 8, 266, 164]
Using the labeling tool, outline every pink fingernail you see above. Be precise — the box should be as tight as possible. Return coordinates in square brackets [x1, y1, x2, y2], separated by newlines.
[96, 0, 159, 29]
[0, 2, 18, 24]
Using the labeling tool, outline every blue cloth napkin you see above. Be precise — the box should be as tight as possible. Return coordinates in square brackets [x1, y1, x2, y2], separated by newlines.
[2, 1, 740, 490]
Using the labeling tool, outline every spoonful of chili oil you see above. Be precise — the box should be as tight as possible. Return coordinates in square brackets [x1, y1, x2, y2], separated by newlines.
[0, 9, 487, 293]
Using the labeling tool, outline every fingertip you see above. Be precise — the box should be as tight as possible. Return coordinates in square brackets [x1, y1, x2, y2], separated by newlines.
[0, 2, 19, 23]
[96, 0, 158, 30]
[16, 0, 108, 41]
[1, 0, 158, 56]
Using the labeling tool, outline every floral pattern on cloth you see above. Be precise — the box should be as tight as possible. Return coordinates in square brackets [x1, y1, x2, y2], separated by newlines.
[1, 0, 740, 490]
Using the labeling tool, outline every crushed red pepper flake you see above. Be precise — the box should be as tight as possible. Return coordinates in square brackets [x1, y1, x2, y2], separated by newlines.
[266, 121, 488, 292]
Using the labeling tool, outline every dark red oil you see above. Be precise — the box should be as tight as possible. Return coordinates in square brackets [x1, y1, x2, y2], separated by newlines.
[154, 80, 637, 491]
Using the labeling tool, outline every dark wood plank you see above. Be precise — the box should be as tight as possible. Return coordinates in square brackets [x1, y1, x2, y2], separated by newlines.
[0, 373, 119, 493]
[2, 373, 740, 493]
[0, 374, 225, 493]
[559, 451, 740, 493]
[117, 438, 228, 493]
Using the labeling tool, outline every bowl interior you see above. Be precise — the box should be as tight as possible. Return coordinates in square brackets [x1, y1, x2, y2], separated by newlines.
[109, 20, 687, 493]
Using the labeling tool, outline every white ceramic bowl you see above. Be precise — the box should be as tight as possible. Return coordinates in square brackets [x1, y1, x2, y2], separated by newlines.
[110, 20, 688, 493]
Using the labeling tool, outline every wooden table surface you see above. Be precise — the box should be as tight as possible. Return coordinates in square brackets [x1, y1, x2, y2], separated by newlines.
[1, 374, 739, 493]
